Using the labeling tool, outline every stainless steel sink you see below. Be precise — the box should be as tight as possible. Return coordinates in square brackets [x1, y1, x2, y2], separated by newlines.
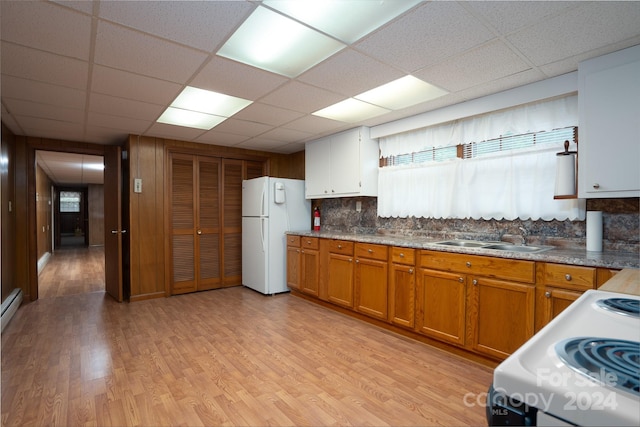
[435, 240, 491, 248]
[483, 244, 552, 253]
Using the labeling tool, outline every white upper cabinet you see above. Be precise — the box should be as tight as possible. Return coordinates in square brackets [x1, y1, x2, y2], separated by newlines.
[305, 126, 379, 199]
[578, 45, 640, 198]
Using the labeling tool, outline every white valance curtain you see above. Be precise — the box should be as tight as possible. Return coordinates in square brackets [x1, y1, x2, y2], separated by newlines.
[377, 96, 585, 220]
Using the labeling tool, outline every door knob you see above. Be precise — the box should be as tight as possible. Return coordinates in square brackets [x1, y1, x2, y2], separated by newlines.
[197, 230, 202, 235]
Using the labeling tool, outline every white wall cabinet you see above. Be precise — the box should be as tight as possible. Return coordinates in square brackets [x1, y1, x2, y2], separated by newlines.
[305, 126, 379, 199]
[578, 45, 640, 198]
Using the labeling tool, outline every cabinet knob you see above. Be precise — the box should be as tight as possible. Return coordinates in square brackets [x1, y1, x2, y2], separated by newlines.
[472, 279, 478, 285]
[399, 253, 405, 257]
[565, 274, 572, 281]
[466, 261, 472, 268]
[355, 259, 359, 264]
[545, 291, 551, 298]
[409, 268, 414, 274]
[296, 249, 300, 253]
[458, 277, 464, 283]
[593, 183, 600, 189]
[349, 258, 353, 262]
[338, 244, 342, 249]
[368, 249, 373, 253]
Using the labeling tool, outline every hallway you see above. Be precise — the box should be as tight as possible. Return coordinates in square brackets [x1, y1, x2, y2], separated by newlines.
[38, 246, 105, 299]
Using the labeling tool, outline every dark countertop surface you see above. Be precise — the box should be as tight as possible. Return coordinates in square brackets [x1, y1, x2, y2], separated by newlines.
[287, 230, 640, 270]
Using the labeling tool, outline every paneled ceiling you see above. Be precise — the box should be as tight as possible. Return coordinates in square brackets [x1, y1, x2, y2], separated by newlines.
[2, 0, 640, 157]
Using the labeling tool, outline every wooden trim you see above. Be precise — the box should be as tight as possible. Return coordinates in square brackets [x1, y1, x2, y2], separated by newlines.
[129, 291, 166, 303]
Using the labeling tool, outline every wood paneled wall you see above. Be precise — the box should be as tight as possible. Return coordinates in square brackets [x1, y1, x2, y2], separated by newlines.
[35, 164, 52, 260]
[1, 124, 17, 303]
[127, 135, 305, 301]
[88, 184, 104, 246]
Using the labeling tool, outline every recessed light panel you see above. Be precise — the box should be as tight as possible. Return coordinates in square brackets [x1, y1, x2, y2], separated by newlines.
[313, 98, 390, 123]
[157, 86, 252, 130]
[217, 6, 345, 77]
[356, 75, 449, 110]
[264, 0, 422, 44]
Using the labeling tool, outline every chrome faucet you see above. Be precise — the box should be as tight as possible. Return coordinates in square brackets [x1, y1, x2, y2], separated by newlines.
[518, 226, 529, 246]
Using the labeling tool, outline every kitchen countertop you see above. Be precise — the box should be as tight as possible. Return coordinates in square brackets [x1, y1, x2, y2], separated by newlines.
[599, 269, 640, 295]
[287, 230, 640, 270]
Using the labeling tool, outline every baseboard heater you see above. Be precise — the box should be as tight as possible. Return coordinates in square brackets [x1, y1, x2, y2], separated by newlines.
[1, 288, 23, 333]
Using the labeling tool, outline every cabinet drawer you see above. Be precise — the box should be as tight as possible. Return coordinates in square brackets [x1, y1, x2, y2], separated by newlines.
[419, 250, 535, 284]
[301, 237, 319, 250]
[544, 263, 596, 290]
[328, 240, 354, 255]
[286, 235, 300, 247]
[355, 243, 388, 261]
[391, 247, 415, 265]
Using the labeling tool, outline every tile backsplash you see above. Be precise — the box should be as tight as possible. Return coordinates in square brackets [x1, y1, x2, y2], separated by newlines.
[314, 197, 639, 253]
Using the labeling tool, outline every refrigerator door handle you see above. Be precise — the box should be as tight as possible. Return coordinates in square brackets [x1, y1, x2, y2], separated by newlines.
[261, 180, 267, 217]
[261, 217, 267, 253]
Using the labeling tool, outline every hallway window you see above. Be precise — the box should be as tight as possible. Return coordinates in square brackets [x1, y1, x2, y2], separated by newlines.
[60, 191, 81, 213]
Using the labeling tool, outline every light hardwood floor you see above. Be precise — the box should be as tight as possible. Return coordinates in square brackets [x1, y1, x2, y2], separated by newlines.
[38, 246, 105, 299]
[2, 248, 493, 426]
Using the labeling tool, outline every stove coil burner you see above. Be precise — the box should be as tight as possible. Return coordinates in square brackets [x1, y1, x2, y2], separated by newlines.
[556, 337, 640, 397]
[597, 298, 640, 318]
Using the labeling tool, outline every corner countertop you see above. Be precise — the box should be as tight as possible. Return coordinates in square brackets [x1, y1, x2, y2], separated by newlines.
[599, 269, 640, 295]
[287, 230, 640, 270]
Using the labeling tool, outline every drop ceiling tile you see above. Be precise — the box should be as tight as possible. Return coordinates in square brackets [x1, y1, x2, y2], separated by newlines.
[91, 65, 182, 105]
[211, 118, 273, 137]
[272, 141, 307, 154]
[195, 130, 250, 146]
[232, 103, 305, 127]
[52, 1, 94, 15]
[88, 112, 151, 134]
[355, 1, 495, 72]
[508, 2, 640, 67]
[259, 81, 346, 114]
[415, 40, 531, 92]
[190, 57, 288, 101]
[20, 118, 85, 138]
[258, 127, 314, 143]
[455, 68, 547, 103]
[1, 76, 86, 110]
[99, 1, 253, 52]
[146, 123, 208, 141]
[236, 138, 295, 152]
[463, 1, 580, 36]
[84, 126, 128, 145]
[4, 99, 85, 124]
[1, 42, 89, 90]
[89, 93, 164, 121]
[0, 1, 92, 60]
[282, 115, 349, 135]
[94, 21, 208, 83]
[298, 48, 404, 97]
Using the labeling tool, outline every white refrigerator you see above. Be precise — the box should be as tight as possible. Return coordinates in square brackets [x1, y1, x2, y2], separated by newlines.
[242, 177, 311, 295]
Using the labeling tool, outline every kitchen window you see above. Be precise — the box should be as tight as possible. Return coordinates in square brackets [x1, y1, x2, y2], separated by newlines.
[377, 95, 585, 221]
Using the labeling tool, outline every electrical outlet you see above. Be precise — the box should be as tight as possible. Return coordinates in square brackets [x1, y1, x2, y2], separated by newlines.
[134, 178, 143, 193]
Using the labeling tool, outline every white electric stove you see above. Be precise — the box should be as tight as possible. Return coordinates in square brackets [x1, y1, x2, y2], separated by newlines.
[488, 289, 640, 426]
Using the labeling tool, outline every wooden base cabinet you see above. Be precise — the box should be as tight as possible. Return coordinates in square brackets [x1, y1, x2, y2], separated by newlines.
[300, 237, 320, 297]
[467, 277, 535, 360]
[286, 236, 301, 291]
[326, 240, 355, 308]
[355, 243, 388, 320]
[389, 248, 416, 329]
[416, 269, 466, 346]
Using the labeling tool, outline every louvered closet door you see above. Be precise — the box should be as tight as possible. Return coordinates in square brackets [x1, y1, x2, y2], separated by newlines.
[222, 159, 242, 287]
[170, 155, 197, 294]
[197, 157, 221, 290]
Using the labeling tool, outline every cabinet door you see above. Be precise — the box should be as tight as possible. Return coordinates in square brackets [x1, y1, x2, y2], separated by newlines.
[330, 129, 360, 195]
[286, 245, 301, 290]
[579, 46, 640, 197]
[327, 253, 354, 308]
[468, 277, 535, 360]
[415, 269, 465, 345]
[305, 138, 331, 198]
[300, 249, 320, 297]
[355, 258, 388, 320]
[389, 263, 415, 329]
[542, 287, 582, 325]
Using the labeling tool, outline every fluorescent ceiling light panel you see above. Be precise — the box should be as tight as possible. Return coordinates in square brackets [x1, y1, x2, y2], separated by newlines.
[217, 6, 345, 77]
[313, 98, 390, 123]
[356, 75, 449, 110]
[157, 107, 227, 130]
[157, 86, 252, 130]
[264, 0, 422, 43]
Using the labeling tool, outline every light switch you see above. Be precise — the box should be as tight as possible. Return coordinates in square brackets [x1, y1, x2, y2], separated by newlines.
[134, 178, 143, 193]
